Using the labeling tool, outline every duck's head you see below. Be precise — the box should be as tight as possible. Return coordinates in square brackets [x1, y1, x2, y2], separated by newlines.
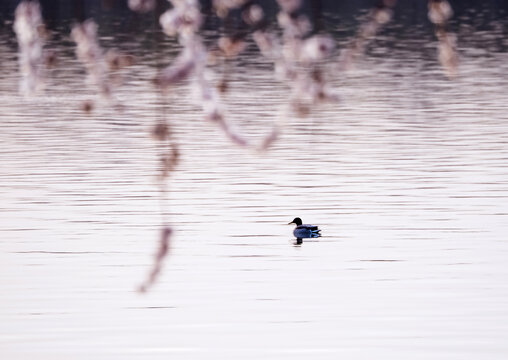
[288, 217, 302, 226]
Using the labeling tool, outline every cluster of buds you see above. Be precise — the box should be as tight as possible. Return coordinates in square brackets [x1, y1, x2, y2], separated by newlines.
[213, 0, 247, 18]
[254, 0, 337, 115]
[128, 0, 157, 13]
[13, 1, 47, 95]
[212, 1, 262, 97]
[242, 4, 264, 26]
[277, 0, 302, 14]
[159, 0, 203, 40]
[212, 0, 265, 26]
[217, 36, 247, 58]
[428, 0, 453, 25]
[150, 121, 180, 181]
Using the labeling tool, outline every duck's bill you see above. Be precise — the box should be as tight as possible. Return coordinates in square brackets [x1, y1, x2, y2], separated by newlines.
[288, 222, 294, 225]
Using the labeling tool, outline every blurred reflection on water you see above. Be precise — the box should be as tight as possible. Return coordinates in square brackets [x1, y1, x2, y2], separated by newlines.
[1, 3, 508, 359]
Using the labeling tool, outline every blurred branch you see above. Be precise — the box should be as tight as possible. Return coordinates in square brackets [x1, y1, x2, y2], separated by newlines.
[428, 0, 458, 78]
[338, 0, 396, 72]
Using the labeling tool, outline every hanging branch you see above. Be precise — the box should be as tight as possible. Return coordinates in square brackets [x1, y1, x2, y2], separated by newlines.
[71, 20, 112, 108]
[71, 20, 134, 112]
[338, 0, 397, 72]
[137, 118, 178, 293]
[428, 0, 458, 78]
[136, 4, 181, 293]
[211, 1, 265, 93]
[13, 1, 48, 95]
[251, 0, 337, 149]
[155, 0, 249, 146]
[211, 1, 284, 150]
[214, 1, 243, 94]
[138, 227, 173, 293]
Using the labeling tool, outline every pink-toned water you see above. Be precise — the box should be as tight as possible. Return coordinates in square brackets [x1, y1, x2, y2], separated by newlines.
[1, 6, 508, 359]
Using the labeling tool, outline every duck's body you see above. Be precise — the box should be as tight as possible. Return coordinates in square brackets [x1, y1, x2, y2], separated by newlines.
[288, 217, 321, 239]
[293, 225, 321, 239]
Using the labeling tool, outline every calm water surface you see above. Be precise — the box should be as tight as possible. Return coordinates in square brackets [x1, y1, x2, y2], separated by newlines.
[1, 4, 508, 359]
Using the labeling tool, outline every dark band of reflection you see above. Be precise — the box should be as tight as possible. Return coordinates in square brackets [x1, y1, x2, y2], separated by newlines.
[292, 236, 325, 246]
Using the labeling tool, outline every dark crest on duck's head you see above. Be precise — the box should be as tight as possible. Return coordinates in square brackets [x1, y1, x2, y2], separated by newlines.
[288, 217, 302, 226]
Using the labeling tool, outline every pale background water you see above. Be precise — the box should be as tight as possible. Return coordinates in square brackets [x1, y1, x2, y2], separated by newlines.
[1, 1, 508, 359]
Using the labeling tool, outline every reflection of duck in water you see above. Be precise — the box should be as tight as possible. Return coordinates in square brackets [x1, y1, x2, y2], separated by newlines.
[288, 217, 321, 241]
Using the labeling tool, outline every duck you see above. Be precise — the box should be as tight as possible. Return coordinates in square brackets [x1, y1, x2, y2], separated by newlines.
[288, 217, 321, 239]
